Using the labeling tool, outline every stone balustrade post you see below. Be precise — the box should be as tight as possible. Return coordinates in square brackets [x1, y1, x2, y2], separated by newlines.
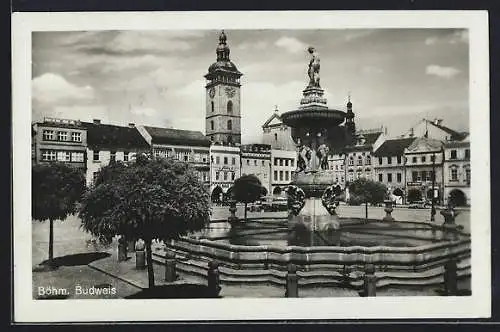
[164, 250, 177, 282]
[228, 200, 238, 225]
[444, 259, 458, 296]
[207, 261, 221, 297]
[382, 200, 395, 221]
[135, 239, 146, 270]
[117, 236, 128, 262]
[285, 263, 299, 298]
[363, 264, 377, 297]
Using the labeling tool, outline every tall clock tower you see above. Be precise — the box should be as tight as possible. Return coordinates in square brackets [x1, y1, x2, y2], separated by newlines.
[205, 31, 243, 145]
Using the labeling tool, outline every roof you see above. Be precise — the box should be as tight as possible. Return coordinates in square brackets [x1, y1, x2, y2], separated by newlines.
[144, 126, 211, 147]
[343, 131, 383, 152]
[374, 137, 417, 157]
[82, 122, 150, 149]
[426, 120, 468, 141]
[262, 111, 282, 128]
[406, 137, 443, 153]
[444, 140, 470, 149]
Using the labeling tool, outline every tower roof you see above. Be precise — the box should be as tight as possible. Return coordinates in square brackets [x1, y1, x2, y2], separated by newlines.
[205, 30, 242, 78]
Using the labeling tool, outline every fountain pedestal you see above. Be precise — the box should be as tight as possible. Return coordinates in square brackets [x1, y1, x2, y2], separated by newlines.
[289, 197, 340, 231]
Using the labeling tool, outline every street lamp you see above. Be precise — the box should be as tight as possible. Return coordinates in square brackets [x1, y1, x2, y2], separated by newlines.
[430, 151, 437, 222]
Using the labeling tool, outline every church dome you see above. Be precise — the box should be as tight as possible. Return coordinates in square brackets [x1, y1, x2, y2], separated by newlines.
[205, 30, 242, 77]
[208, 60, 239, 73]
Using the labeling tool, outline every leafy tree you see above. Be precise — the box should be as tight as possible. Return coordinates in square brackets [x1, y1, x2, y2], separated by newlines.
[79, 155, 211, 288]
[407, 188, 422, 203]
[32, 163, 86, 266]
[231, 174, 262, 221]
[348, 178, 387, 218]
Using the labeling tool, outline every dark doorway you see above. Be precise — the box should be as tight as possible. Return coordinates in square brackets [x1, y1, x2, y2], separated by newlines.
[449, 189, 467, 206]
[211, 186, 223, 203]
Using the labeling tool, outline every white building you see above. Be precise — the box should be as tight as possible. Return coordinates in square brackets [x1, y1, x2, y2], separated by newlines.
[209, 144, 241, 202]
[262, 108, 297, 151]
[240, 144, 272, 195]
[443, 138, 470, 206]
[270, 149, 297, 196]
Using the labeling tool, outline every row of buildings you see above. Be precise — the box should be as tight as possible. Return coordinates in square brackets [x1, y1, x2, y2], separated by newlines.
[32, 30, 470, 206]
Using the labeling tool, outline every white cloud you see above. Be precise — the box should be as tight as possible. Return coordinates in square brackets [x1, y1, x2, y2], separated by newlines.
[32, 73, 95, 105]
[425, 65, 461, 79]
[131, 107, 158, 117]
[237, 41, 268, 51]
[275, 36, 307, 54]
[361, 65, 384, 75]
[344, 30, 374, 41]
[425, 36, 438, 45]
[449, 30, 468, 44]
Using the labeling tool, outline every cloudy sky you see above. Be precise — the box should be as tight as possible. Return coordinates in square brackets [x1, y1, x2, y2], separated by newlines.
[32, 28, 469, 143]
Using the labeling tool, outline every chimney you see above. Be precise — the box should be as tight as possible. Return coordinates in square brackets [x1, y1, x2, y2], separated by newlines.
[93, 119, 101, 125]
[128, 123, 135, 128]
[437, 119, 443, 125]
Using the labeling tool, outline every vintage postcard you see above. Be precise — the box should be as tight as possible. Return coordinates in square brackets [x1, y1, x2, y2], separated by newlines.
[12, 10, 490, 322]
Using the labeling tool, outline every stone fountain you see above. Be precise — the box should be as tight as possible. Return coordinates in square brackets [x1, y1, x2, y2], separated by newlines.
[280, 46, 350, 232]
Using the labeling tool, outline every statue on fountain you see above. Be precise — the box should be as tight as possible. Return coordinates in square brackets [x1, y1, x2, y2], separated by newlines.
[308, 47, 321, 88]
[316, 143, 330, 170]
[285, 185, 306, 216]
[321, 185, 338, 215]
[297, 145, 312, 172]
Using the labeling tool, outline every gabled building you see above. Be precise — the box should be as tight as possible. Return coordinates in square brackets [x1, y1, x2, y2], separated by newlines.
[209, 144, 241, 202]
[404, 137, 444, 204]
[443, 138, 470, 206]
[270, 149, 297, 196]
[32, 117, 88, 171]
[262, 107, 297, 151]
[137, 125, 211, 188]
[402, 118, 468, 142]
[343, 127, 386, 183]
[373, 137, 417, 202]
[240, 144, 272, 195]
[84, 120, 150, 186]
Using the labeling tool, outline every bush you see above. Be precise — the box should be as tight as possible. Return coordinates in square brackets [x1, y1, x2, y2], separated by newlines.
[348, 195, 364, 206]
[407, 189, 422, 203]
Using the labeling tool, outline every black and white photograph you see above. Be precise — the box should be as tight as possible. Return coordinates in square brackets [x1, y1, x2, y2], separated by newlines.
[12, 11, 490, 322]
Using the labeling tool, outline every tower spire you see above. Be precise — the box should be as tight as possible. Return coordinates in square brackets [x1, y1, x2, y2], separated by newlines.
[216, 30, 230, 61]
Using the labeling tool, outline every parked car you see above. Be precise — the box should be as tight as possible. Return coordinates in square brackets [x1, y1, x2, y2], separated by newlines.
[271, 197, 288, 212]
[408, 200, 431, 209]
[246, 201, 264, 212]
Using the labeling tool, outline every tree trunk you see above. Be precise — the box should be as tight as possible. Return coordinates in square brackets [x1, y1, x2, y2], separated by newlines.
[244, 203, 247, 221]
[48, 218, 54, 265]
[145, 238, 155, 288]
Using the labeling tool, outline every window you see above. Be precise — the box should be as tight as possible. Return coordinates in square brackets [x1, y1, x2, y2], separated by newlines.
[465, 149, 470, 159]
[348, 157, 354, 166]
[465, 168, 471, 183]
[340, 164, 344, 170]
[274, 133, 278, 141]
[227, 100, 233, 114]
[211, 101, 214, 113]
[378, 157, 383, 165]
[227, 120, 232, 130]
[335, 165, 338, 171]
[291, 159, 295, 167]
[93, 172, 99, 184]
[357, 156, 363, 166]
[71, 132, 82, 142]
[57, 131, 68, 141]
[110, 151, 116, 162]
[93, 150, 100, 161]
[430, 171, 435, 181]
[274, 158, 278, 166]
[366, 156, 371, 165]
[262, 160, 265, 166]
[71, 152, 84, 162]
[215, 172, 220, 180]
[451, 168, 458, 181]
[450, 150, 457, 159]
[387, 173, 393, 183]
[184, 155, 189, 162]
[279, 171, 283, 181]
[397, 173, 402, 183]
[387, 157, 392, 164]
[246, 159, 249, 165]
[412, 157, 417, 163]
[279, 159, 283, 166]
[421, 171, 427, 181]
[224, 157, 228, 165]
[231, 172, 235, 181]
[41, 150, 56, 161]
[412, 171, 418, 182]
[421, 156, 426, 163]
[285, 171, 289, 181]
[223, 172, 228, 181]
[378, 174, 383, 182]
[232, 157, 236, 165]
[216, 156, 220, 164]
[397, 156, 402, 164]
[210, 121, 214, 131]
[341, 176, 344, 182]
[274, 170, 278, 181]
[43, 130, 54, 141]
[124, 152, 129, 162]
[57, 151, 71, 162]
[254, 160, 257, 166]
[285, 159, 289, 167]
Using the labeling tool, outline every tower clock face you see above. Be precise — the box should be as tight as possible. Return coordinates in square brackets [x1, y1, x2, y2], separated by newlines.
[225, 87, 236, 98]
[209, 88, 215, 98]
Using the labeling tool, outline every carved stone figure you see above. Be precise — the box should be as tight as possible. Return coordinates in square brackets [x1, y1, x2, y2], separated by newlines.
[297, 145, 312, 172]
[307, 47, 321, 87]
[285, 185, 306, 216]
[316, 144, 330, 170]
[321, 185, 338, 215]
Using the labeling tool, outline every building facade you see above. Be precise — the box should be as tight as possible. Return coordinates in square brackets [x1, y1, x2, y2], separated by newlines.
[373, 137, 416, 202]
[443, 139, 470, 206]
[205, 31, 243, 146]
[270, 149, 297, 196]
[344, 128, 385, 184]
[209, 144, 241, 202]
[327, 152, 346, 189]
[32, 117, 88, 171]
[240, 144, 272, 195]
[85, 120, 150, 186]
[404, 137, 445, 204]
[137, 125, 211, 188]
[402, 118, 468, 142]
[262, 108, 297, 151]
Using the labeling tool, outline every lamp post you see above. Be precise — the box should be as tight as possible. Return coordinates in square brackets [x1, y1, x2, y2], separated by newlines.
[430, 152, 436, 222]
